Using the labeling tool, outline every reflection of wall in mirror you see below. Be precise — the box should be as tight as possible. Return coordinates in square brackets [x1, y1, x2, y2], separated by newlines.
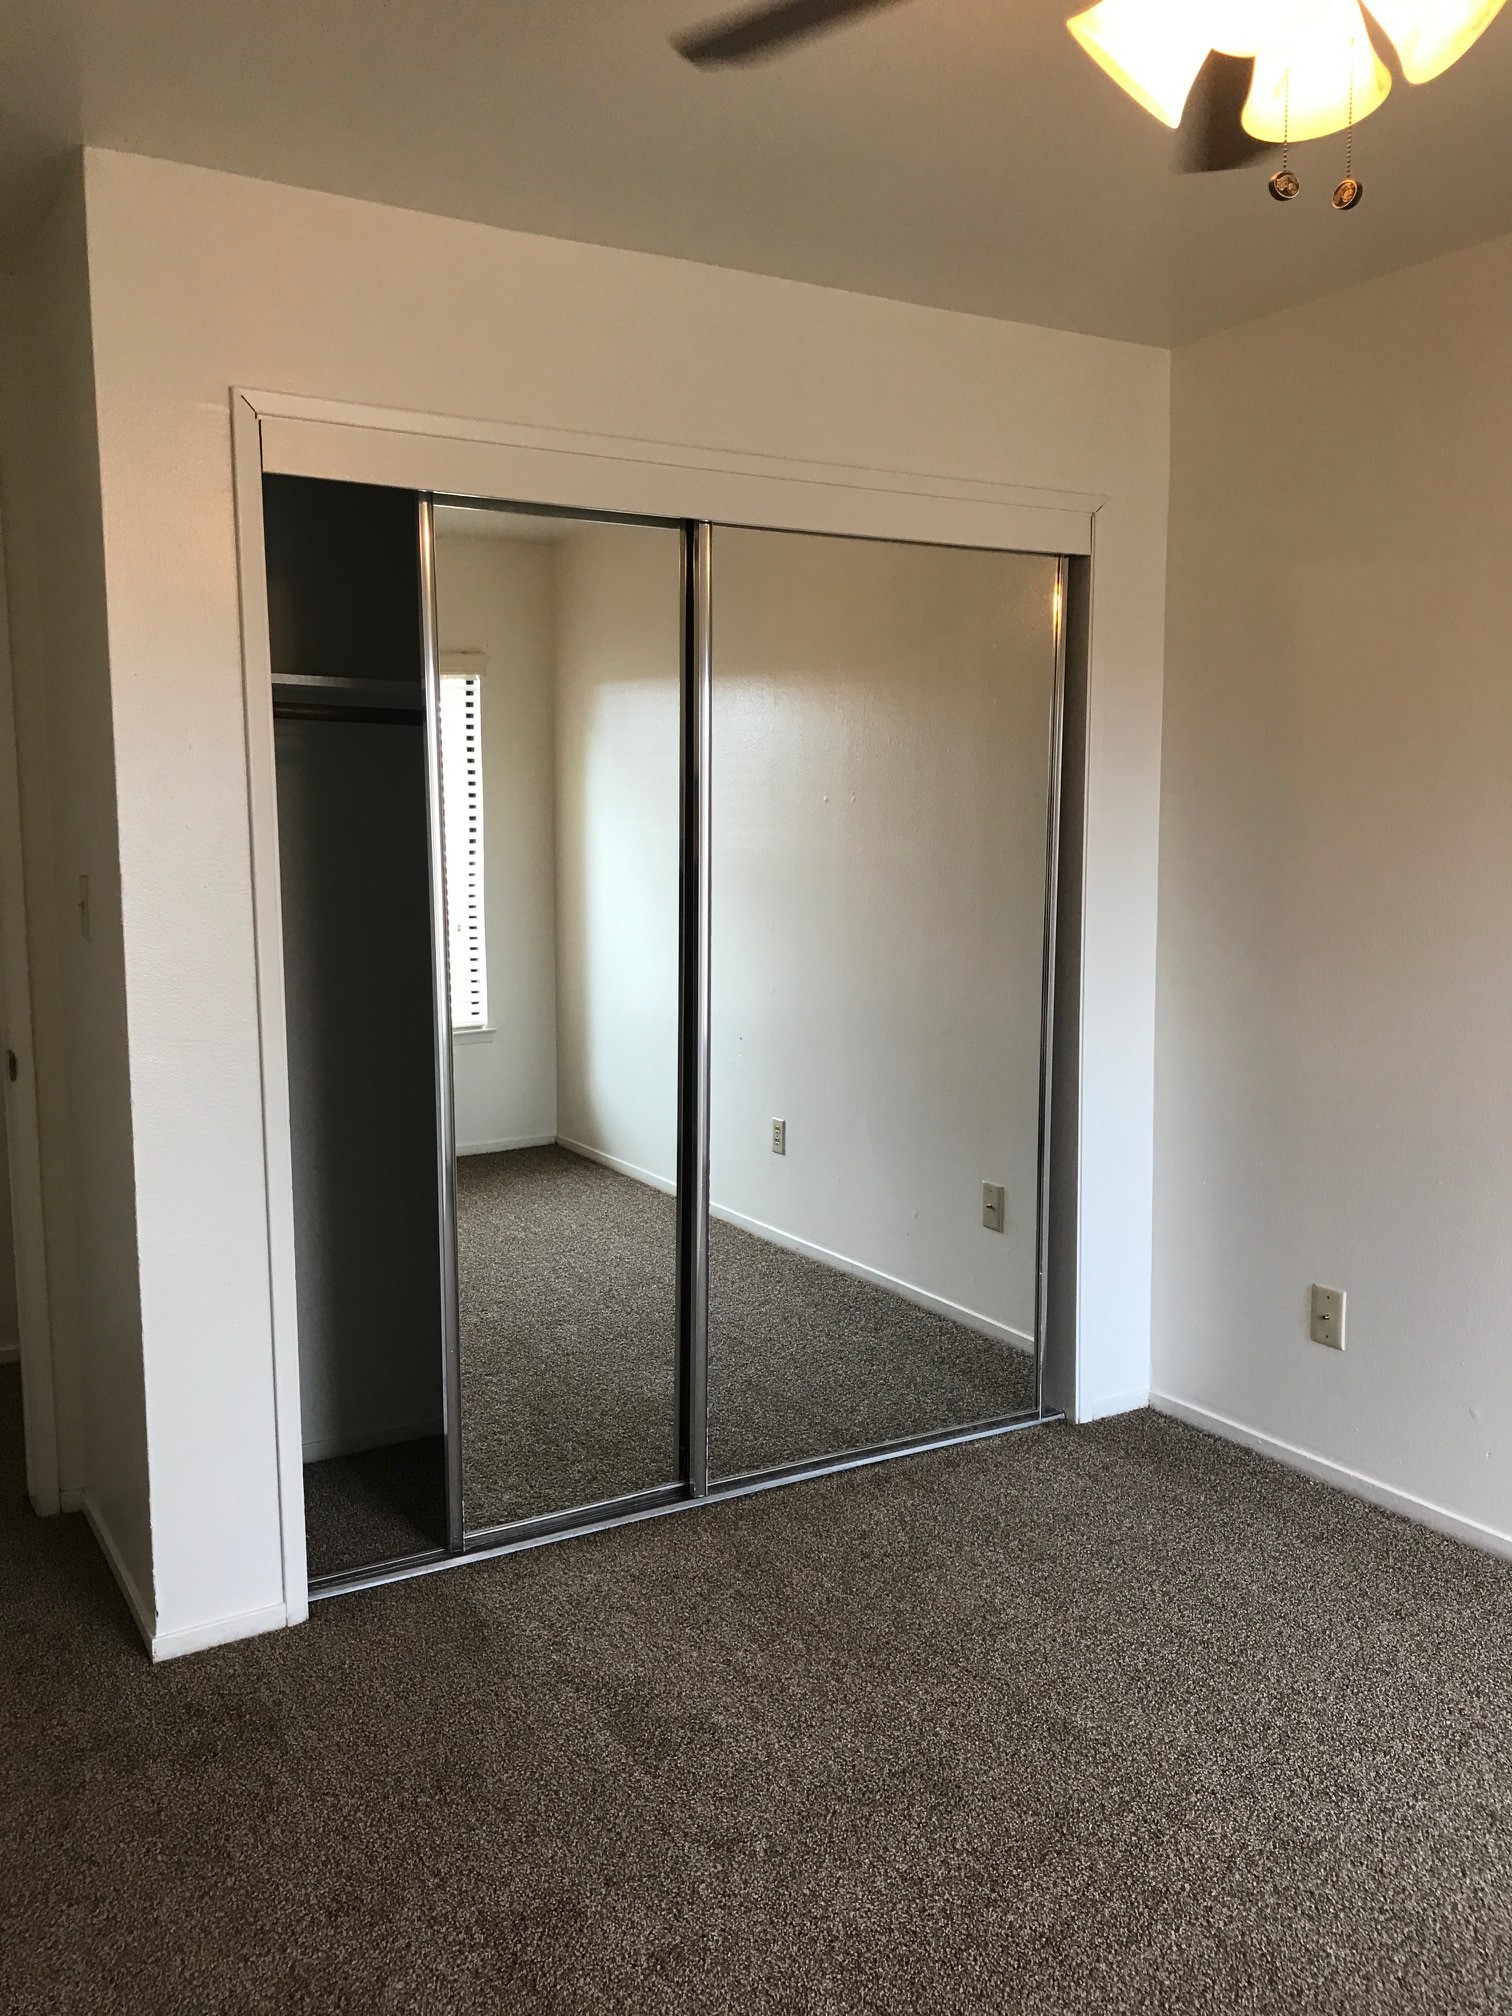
[433, 531, 561, 1156]
[447, 518, 1055, 1351]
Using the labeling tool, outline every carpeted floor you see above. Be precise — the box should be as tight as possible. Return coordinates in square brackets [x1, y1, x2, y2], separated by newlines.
[303, 1434, 447, 1579]
[5, 1357, 1512, 2013]
[457, 1146, 1036, 1533]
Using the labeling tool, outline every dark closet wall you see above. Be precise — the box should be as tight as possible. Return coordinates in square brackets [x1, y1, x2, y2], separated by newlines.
[265, 476, 445, 1460]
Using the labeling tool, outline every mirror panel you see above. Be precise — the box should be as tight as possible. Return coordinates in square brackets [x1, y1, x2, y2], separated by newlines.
[432, 506, 685, 1535]
[707, 526, 1059, 1480]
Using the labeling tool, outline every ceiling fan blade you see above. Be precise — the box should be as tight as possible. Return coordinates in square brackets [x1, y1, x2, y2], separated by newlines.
[1176, 52, 1276, 173]
[675, 0, 912, 68]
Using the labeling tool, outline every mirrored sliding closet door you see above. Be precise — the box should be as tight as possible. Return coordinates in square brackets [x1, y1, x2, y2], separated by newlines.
[429, 505, 687, 1539]
[706, 527, 1061, 1481]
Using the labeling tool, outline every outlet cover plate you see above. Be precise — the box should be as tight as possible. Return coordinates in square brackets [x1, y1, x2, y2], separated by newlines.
[1310, 1284, 1346, 1352]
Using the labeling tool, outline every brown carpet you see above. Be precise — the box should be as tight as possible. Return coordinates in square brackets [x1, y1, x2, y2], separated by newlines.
[303, 1434, 447, 1579]
[457, 1146, 1036, 1534]
[5, 1360, 1512, 2012]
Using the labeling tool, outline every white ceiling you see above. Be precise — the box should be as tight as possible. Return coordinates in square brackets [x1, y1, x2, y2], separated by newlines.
[1, 0, 1509, 346]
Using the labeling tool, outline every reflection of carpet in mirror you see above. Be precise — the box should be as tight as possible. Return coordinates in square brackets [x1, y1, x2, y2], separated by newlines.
[457, 1145, 1036, 1534]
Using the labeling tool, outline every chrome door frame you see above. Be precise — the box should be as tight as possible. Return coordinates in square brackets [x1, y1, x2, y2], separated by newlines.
[418, 495, 466, 1551]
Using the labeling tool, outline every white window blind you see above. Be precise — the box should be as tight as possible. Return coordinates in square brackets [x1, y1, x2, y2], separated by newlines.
[438, 669, 487, 1031]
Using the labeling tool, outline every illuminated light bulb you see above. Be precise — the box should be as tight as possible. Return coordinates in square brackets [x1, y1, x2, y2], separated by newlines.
[1203, 0, 1313, 55]
[1366, 0, 1508, 82]
[1065, 0, 1212, 127]
[1242, 1, 1391, 142]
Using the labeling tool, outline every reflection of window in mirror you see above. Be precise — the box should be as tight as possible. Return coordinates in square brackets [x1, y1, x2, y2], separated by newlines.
[439, 660, 487, 1031]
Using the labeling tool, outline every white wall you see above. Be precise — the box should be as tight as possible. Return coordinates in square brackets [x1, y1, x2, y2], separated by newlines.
[0, 166, 151, 1628]
[1155, 230, 1512, 1553]
[76, 145, 1168, 1650]
[713, 530, 1056, 1342]
[555, 525, 1057, 1344]
[433, 531, 560, 1154]
[553, 523, 684, 1179]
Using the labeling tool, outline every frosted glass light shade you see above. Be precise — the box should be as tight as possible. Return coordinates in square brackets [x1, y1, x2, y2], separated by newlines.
[1367, 0, 1508, 82]
[1067, 0, 1503, 145]
[1243, 2, 1392, 141]
[1066, 1, 1211, 127]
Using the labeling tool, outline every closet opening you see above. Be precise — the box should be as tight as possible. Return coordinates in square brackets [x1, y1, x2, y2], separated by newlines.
[257, 471, 1075, 1601]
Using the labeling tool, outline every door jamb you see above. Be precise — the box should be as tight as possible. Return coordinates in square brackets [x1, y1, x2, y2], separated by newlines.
[0, 503, 61, 1513]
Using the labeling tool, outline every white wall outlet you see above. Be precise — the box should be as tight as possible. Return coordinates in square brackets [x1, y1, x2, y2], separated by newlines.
[1310, 1284, 1346, 1352]
[982, 1182, 1005, 1234]
[771, 1118, 786, 1156]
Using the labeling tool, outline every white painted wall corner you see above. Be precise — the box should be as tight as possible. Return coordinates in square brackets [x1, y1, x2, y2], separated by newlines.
[1152, 1391, 1512, 1564]
[82, 1492, 155, 1653]
[1074, 1386, 1150, 1423]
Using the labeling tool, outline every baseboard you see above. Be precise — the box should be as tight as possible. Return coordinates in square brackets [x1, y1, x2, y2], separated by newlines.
[152, 1601, 290, 1664]
[1076, 1386, 1150, 1424]
[302, 1414, 444, 1464]
[457, 1131, 556, 1158]
[712, 1201, 1033, 1350]
[60, 1484, 85, 1513]
[84, 1488, 290, 1661]
[82, 1493, 156, 1655]
[1151, 1390, 1512, 1564]
[0, 1340, 18, 1364]
[556, 1135, 1032, 1351]
[556, 1135, 675, 1195]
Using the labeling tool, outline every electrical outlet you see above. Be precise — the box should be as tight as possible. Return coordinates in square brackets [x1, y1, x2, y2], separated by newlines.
[982, 1183, 1005, 1234]
[771, 1118, 786, 1156]
[1310, 1284, 1346, 1352]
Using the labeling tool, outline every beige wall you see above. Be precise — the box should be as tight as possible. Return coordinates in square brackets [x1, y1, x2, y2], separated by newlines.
[1155, 230, 1512, 1550]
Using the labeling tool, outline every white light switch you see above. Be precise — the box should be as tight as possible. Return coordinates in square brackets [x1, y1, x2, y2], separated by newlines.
[771, 1118, 786, 1156]
[982, 1183, 1005, 1234]
[1310, 1284, 1346, 1352]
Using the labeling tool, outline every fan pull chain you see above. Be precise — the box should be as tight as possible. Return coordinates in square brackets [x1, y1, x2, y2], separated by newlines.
[1334, 41, 1363, 209]
[1269, 65, 1299, 201]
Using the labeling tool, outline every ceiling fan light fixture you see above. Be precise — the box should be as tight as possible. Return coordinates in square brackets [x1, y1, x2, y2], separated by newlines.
[1066, 1, 1212, 127]
[1242, 1, 1392, 141]
[1365, 0, 1508, 82]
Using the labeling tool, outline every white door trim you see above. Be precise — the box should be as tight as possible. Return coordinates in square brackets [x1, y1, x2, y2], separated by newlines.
[250, 390, 1100, 557]
[230, 392, 308, 1625]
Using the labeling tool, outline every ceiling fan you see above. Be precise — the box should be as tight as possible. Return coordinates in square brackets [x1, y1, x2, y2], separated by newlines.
[674, 0, 1508, 186]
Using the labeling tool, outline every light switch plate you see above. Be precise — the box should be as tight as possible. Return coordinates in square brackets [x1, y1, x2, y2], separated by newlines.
[982, 1183, 1005, 1234]
[1310, 1284, 1346, 1352]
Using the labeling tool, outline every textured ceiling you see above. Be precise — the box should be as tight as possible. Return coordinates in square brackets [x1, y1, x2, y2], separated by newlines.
[1, 0, 1509, 345]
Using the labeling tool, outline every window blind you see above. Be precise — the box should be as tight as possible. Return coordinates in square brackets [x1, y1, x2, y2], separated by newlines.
[438, 670, 487, 1030]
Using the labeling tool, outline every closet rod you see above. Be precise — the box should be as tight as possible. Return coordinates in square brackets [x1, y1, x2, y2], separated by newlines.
[271, 701, 424, 726]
